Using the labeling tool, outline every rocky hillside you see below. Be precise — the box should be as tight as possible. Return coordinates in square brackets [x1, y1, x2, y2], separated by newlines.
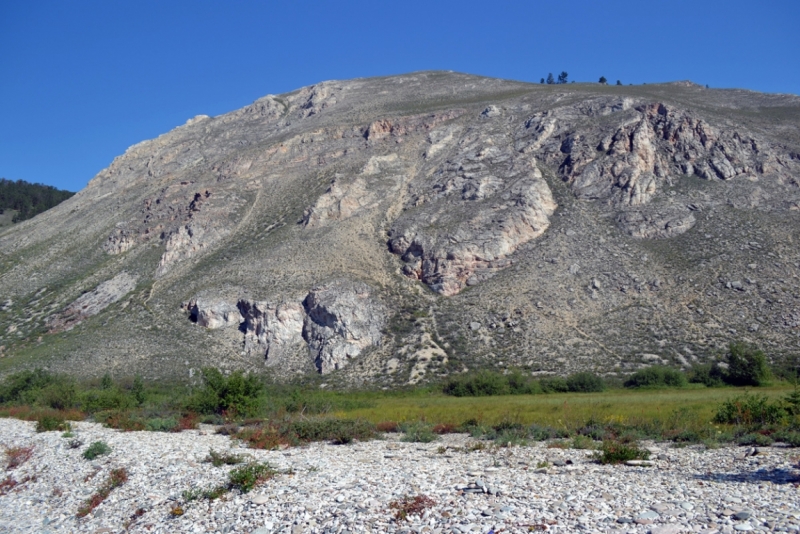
[1, 72, 799, 386]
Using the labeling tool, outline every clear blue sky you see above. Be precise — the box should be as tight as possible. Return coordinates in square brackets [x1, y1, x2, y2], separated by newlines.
[2, 0, 798, 192]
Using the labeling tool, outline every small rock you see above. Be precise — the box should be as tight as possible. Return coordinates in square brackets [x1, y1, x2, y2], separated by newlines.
[733, 511, 752, 521]
[250, 494, 269, 505]
[626, 460, 654, 466]
[650, 526, 684, 534]
[469, 322, 481, 331]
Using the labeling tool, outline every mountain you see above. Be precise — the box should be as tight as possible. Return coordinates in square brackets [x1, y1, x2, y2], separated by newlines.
[1, 71, 799, 386]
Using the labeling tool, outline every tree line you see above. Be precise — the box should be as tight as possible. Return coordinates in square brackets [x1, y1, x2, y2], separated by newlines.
[0, 178, 75, 223]
[540, 72, 624, 86]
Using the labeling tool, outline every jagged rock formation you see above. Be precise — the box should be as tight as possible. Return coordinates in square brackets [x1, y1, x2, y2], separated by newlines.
[238, 299, 305, 365]
[1, 72, 799, 383]
[302, 280, 385, 374]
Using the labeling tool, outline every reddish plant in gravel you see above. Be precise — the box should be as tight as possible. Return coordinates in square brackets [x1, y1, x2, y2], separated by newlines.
[5, 446, 34, 469]
[376, 421, 400, 432]
[174, 412, 199, 431]
[389, 494, 436, 521]
[76, 468, 128, 518]
[432, 423, 458, 434]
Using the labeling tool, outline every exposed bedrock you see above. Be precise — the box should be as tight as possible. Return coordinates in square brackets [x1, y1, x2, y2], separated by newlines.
[186, 298, 242, 329]
[301, 280, 386, 374]
[47, 272, 137, 333]
[194, 280, 385, 374]
[237, 300, 305, 365]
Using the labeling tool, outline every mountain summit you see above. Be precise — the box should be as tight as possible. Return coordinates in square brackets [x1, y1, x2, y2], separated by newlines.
[1, 71, 799, 385]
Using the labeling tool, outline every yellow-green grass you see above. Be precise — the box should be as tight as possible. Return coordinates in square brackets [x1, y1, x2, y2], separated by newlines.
[334, 385, 794, 429]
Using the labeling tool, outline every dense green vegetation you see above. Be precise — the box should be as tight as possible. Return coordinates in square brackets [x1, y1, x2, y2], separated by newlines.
[1, 345, 799, 450]
[0, 178, 75, 223]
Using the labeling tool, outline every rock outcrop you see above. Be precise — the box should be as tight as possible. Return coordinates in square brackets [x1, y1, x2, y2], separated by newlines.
[47, 272, 137, 332]
[186, 298, 242, 329]
[301, 280, 385, 374]
[238, 300, 305, 365]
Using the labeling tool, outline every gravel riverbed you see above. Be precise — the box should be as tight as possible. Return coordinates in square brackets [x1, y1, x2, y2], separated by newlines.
[1, 418, 798, 534]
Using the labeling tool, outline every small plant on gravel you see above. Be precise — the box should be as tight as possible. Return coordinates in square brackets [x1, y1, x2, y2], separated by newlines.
[76, 468, 127, 517]
[594, 440, 651, 465]
[204, 449, 247, 467]
[183, 484, 228, 502]
[536, 460, 550, 469]
[0, 476, 19, 495]
[570, 435, 597, 450]
[169, 505, 184, 517]
[227, 462, 276, 493]
[82, 441, 112, 460]
[389, 494, 436, 521]
[4, 446, 34, 469]
[400, 421, 438, 443]
[35, 412, 69, 432]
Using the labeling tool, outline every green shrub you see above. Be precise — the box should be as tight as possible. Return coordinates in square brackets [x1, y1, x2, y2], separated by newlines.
[80, 388, 133, 413]
[35, 412, 68, 432]
[538, 376, 569, 393]
[687, 363, 726, 387]
[36, 380, 78, 410]
[290, 418, 376, 444]
[186, 368, 264, 416]
[442, 371, 510, 397]
[506, 370, 539, 394]
[736, 432, 774, 446]
[528, 424, 567, 441]
[566, 372, 605, 392]
[0, 368, 54, 404]
[725, 342, 772, 386]
[145, 417, 178, 432]
[131, 376, 146, 406]
[83, 441, 112, 460]
[595, 440, 650, 464]
[228, 462, 275, 493]
[400, 421, 438, 443]
[772, 429, 800, 446]
[625, 366, 688, 389]
[713, 393, 786, 426]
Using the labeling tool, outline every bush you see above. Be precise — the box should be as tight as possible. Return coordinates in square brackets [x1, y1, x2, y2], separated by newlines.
[145, 417, 178, 432]
[80, 388, 133, 413]
[442, 371, 510, 397]
[35, 412, 69, 432]
[538, 376, 569, 393]
[595, 440, 650, 464]
[687, 363, 726, 387]
[566, 372, 605, 392]
[186, 368, 264, 416]
[725, 342, 772, 386]
[0, 369, 54, 404]
[713, 393, 786, 426]
[625, 366, 687, 389]
[290, 418, 376, 444]
[400, 421, 438, 443]
[83, 441, 112, 460]
[36, 380, 78, 410]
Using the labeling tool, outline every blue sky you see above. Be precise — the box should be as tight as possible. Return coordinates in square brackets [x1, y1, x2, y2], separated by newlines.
[1, 0, 798, 192]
